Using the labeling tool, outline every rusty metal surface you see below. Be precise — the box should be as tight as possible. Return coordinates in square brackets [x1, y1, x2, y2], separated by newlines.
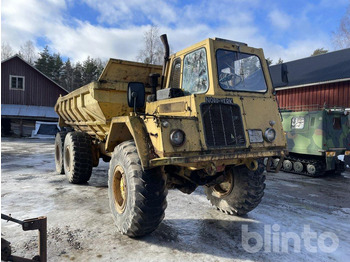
[1, 214, 47, 262]
[150, 149, 285, 168]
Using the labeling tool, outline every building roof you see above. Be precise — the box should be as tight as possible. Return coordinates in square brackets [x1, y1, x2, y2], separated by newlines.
[269, 48, 350, 90]
[1, 55, 69, 93]
[1, 104, 59, 119]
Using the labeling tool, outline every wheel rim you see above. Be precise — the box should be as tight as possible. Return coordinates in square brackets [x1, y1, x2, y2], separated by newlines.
[213, 169, 234, 197]
[112, 165, 127, 214]
[55, 144, 60, 162]
[293, 161, 303, 173]
[307, 164, 316, 175]
[283, 160, 292, 171]
[273, 158, 280, 168]
[64, 146, 71, 172]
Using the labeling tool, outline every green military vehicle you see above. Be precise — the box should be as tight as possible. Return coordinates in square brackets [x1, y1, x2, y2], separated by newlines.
[55, 35, 286, 237]
[272, 106, 350, 176]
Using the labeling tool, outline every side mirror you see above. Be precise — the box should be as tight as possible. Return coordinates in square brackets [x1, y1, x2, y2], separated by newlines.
[127, 82, 145, 108]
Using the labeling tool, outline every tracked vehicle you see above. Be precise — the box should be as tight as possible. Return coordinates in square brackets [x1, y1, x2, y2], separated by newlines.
[271, 106, 350, 176]
[54, 35, 286, 237]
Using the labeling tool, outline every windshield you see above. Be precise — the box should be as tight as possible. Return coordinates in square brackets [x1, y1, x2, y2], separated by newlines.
[216, 49, 267, 93]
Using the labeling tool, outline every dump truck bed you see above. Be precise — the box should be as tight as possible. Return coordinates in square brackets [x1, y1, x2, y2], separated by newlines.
[55, 59, 162, 140]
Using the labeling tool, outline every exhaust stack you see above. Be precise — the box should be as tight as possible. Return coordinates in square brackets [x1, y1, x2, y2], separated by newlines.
[160, 34, 170, 89]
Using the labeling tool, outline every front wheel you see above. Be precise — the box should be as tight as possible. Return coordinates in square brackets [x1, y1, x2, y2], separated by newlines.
[204, 164, 265, 215]
[108, 141, 167, 237]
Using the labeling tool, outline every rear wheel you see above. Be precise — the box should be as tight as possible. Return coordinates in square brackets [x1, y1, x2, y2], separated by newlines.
[108, 140, 167, 237]
[63, 132, 93, 184]
[55, 131, 67, 174]
[204, 163, 266, 216]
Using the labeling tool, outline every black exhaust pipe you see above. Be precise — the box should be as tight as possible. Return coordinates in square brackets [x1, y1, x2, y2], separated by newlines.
[160, 34, 170, 89]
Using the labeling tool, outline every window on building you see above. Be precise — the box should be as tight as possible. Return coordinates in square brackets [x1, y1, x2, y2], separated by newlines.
[10, 75, 25, 90]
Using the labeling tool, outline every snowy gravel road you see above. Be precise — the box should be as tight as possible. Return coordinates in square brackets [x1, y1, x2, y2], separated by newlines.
[1, 138, 350, 261]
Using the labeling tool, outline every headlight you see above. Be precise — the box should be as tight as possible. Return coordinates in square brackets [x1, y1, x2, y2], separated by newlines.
[170, 129, 185, 146]
[264, 128, 276, 142]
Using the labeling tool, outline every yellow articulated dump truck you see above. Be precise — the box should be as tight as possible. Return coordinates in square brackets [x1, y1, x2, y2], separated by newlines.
[55, 35, 286, 237]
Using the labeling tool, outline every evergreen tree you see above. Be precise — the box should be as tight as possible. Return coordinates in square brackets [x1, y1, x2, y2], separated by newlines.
[51, 53, 63, 84]
[34, 46, 64, 85]
[81, 57, 106, 85]
[34, 45, 106, 90]
[82, 56, 98, 84]
[73, 62, 83, 90]
[35, 46, 51, 76]
[61, 58, 75, 91]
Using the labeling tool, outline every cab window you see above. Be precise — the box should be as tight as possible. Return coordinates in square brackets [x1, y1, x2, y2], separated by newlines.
[291, 116, 305, 129]
[169, 58, 181, 89]
[216, 49, 267, 93]
[182, 48, 209, 95]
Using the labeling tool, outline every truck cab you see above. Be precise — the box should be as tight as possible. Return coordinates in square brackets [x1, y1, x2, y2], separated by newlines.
[140, 38, 286, 171]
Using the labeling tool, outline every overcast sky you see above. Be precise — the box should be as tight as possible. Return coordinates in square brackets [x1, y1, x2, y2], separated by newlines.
[1, 0, 348, 63]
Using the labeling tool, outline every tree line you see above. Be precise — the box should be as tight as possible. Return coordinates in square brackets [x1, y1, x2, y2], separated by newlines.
[34, 46, 106, 91]
[1, 41, 106, 92]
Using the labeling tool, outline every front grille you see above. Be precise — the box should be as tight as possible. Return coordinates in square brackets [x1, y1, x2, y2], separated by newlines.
[201, 103, 245, 147]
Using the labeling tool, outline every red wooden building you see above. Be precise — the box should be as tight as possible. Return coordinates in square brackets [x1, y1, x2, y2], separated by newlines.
[269, 48, 350, 110]
[1, 55, 68, 136]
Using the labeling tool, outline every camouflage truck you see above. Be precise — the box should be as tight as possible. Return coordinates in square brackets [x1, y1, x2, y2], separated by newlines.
[272, 106, 350, 176]
[54, 35, 286, 237]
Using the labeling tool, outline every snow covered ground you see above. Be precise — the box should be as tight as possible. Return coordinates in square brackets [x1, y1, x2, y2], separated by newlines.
[1, 137, 350, 261]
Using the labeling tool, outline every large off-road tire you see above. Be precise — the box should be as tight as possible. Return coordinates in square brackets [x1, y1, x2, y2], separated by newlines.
[63, 132, 93, 184]
[55, 131, 67, 174]
[204, 164, 266, 216]
[108, 140, 167, 237]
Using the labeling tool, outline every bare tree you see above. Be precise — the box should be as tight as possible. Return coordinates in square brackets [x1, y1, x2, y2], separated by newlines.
[19, 40, 37, 65]
[1, 42, 14, 61]
[333, 6, 350, 49]
[136, 25, 164, 65]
